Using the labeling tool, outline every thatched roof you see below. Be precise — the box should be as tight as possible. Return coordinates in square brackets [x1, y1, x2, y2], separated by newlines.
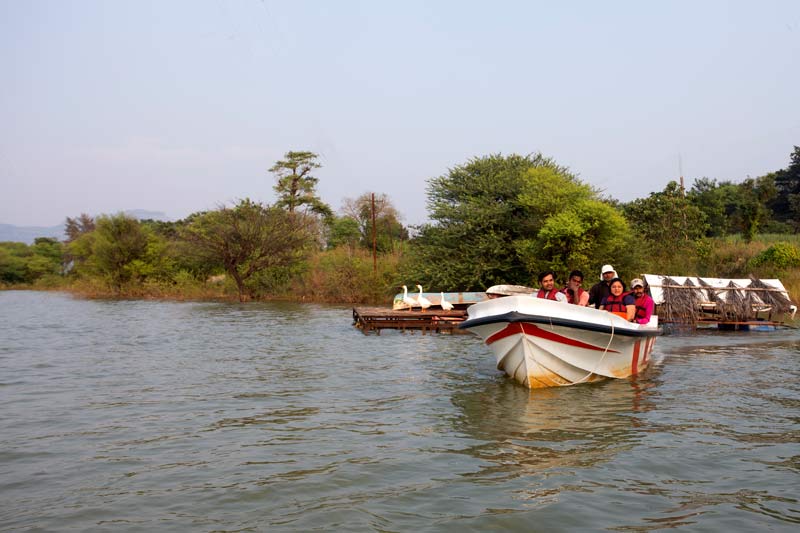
[642, 274, 797, 324]
[658, 277, 698, 324]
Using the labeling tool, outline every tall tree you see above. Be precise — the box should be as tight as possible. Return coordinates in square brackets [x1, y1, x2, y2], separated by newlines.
[269, 151, 333, 219]
[341, 192, 408, 252]
[64, 213, 95, 243]
[180, 199, 313, 302]
[326, 216, 361, 250]
[624, 181, 708, 270]
[689, 175, 781, 239]
[28, 238, 64, 279]
[405, 153, 631, 290]
[86, 214, 148, 291]
[0, 243, 29, 284]
[735, 175, 776, 242]
[524, 198, 630, 276]
[768, 146, 800, 232]
[688, 178, 736, 237]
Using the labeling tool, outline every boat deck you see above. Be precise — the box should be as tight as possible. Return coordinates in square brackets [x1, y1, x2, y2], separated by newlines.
[352, 307, 469, 335]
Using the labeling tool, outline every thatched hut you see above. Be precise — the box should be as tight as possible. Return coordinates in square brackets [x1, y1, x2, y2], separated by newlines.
[643, 274, 797, 328]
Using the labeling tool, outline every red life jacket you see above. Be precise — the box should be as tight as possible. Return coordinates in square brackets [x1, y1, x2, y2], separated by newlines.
[603, 293, 630, 313]
[634, 294, 650, 320]
[536, 288, 559, 301]
[561, 286, 586, 305]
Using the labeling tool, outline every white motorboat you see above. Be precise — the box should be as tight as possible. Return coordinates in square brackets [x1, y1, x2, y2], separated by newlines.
[458, 295, 661, 388]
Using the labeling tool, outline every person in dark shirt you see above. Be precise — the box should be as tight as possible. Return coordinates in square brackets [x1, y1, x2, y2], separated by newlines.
[588, 264, 616, 309]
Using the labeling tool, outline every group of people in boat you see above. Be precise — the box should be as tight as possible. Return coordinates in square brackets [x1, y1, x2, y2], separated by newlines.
[536, 264, 654, 324]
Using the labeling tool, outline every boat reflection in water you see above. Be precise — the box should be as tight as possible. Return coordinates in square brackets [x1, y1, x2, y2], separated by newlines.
[449, 374, 659, 483]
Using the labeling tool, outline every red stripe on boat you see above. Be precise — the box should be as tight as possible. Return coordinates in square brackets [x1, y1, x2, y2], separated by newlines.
[486, 322, 619, 353]
[631, 340, 641, 375]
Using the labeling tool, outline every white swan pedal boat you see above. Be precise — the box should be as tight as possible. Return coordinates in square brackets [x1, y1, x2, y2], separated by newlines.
[458, 295, 661, 388]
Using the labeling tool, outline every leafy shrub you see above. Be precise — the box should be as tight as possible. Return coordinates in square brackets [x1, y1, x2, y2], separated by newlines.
[749, 242, 800, 271]
[248, 263, 307, 299]
[33, 274, 66, 289]
[295, 246, 402, 304]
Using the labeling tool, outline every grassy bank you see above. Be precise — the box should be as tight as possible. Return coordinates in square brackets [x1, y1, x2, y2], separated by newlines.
[0, 275, 237, 301]
[700, 234, 800, 303]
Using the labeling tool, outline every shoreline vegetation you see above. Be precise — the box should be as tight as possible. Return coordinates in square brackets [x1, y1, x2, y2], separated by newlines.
[2, 149, 800, 314]
[3, 236, 798, 306]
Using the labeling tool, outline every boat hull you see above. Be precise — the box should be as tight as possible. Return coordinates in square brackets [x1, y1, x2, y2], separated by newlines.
[459, 296, 661, 388]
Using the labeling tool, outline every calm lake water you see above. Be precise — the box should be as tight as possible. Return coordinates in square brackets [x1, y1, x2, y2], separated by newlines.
[1, 291, 798, 532]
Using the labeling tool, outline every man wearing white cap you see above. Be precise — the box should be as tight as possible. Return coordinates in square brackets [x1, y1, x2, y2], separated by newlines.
[630, 278, 655, 324]
[588, 264, 617, 309]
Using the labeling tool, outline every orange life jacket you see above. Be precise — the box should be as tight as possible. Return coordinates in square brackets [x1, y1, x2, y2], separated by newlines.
[603, 293, 630, 313]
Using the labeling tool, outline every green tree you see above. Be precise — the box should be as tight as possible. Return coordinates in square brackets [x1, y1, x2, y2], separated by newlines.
[735, 175, 776, 242]
[0, 242, 31, 284]
[522, 199, 630, 276]
[624, 181, 708, 271]
[67, 231, 94, 268]
[127, 234, 177, 284]
[404, 153, 631, 290]
[689, 175, 781, 239]
[90, 214, 148, 291]
[64, 213, 95, 243]
[180, 199, 313, 302]
[29, 238, 64, 279]
[688, 178, 738, 237]
[517, 166, 631, 273]
[768, 146, 800, 231]
[327, 216, 361, 250]
[0, 239, 65, 285]
[269, 151, 333, 219]
[141, 218, 183, 240]
[146, 214, 220, 282]
[341, 192, 408, 252]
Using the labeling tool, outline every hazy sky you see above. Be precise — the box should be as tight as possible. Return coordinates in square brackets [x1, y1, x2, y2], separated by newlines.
[2, 0, 798, 227]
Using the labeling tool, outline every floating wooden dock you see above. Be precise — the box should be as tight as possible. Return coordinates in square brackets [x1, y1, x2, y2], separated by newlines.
[674, 318, 789, 331]
[353, 307, 469, 335]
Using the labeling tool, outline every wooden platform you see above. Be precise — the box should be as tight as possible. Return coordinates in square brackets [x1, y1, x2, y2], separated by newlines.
[674, 318, 789, 331]
[353, 307, 469, 335]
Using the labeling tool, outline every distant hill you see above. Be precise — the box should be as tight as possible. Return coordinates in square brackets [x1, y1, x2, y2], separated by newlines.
[125, 209, 170, 221]
[0, 210, 170, 244]
[0, 223, 65, 244]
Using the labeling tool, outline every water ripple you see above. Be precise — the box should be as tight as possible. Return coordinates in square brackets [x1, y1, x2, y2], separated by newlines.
[1, 291, 799, 531]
